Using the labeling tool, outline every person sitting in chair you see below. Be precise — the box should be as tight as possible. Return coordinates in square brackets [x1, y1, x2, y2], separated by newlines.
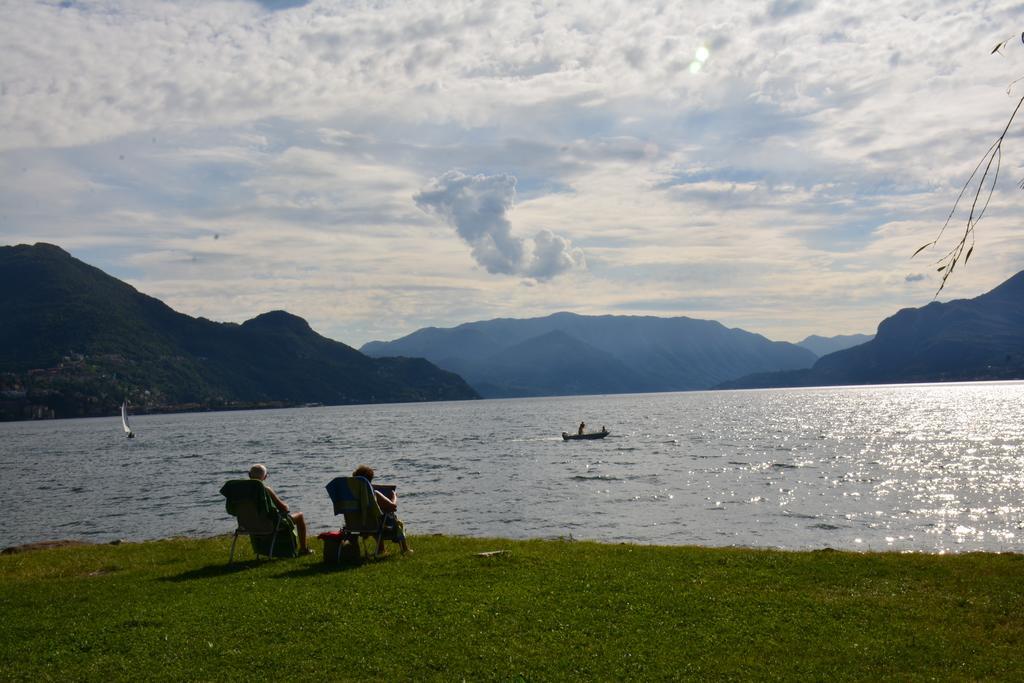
[249, 463, 313, 555]
[352, 464, 412, 554]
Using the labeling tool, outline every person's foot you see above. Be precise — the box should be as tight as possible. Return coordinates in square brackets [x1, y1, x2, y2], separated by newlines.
[300, 547, 315, 556]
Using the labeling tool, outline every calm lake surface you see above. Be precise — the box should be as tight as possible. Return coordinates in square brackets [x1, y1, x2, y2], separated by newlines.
[4, 382, 1024, 553]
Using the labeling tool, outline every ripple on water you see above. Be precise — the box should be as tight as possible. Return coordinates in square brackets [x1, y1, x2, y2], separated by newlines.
[781, 511, 818, 520]
[5, 382, 1024, 553]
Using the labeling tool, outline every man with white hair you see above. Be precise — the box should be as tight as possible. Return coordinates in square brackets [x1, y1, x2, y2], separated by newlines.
[249, 463, 312, 555]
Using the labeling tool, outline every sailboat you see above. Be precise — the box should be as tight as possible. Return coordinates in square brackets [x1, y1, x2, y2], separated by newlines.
[121, 400, 135, 439]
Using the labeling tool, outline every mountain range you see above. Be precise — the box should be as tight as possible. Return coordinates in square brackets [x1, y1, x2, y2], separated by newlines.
[361, 312, 818, 397]
[720, 271, 1024, 389]
[796, 333, 874, 357]
[0, 243, 478, 420]
[7, 240, 1018, 419]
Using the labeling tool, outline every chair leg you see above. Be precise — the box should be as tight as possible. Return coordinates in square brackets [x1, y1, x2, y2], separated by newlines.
[270, 515, 289, 559]
[229, 531, 239, 563]
[374, 516, 390, 557]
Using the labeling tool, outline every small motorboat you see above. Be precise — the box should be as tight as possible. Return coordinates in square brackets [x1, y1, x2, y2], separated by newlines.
[562, 429, 609, 441]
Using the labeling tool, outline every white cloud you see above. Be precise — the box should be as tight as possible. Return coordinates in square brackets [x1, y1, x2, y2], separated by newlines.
[414, 170, 585, 280]
[2, 0, 1024, 346]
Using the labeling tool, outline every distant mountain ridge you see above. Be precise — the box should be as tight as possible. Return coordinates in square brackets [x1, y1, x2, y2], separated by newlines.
[796, 333, 874, 357]
[361, 312, 817, 398]
[0, 243, 478, 420]
[720, 271, 1024, 389]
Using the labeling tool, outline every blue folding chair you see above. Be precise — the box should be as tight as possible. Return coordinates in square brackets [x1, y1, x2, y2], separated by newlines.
[325, 476, 398, 560]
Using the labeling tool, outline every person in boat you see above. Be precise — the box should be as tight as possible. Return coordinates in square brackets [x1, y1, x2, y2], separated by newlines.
[601, 425, 607, 434]
[248, 463, 313, 555]
[578, 421, 586, 435]
[352, 464, 412, 554]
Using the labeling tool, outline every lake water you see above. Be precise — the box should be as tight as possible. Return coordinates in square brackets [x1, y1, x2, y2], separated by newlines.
[3, 382, 1024, 553]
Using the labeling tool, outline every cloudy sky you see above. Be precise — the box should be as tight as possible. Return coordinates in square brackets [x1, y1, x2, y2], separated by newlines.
[3, 0, 1023, 347]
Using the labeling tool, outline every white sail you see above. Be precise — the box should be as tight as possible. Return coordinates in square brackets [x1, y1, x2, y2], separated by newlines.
[121, 401, 133, 435]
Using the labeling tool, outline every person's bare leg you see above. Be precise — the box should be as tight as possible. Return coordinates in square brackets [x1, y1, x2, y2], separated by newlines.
[291, 512, 310, 552]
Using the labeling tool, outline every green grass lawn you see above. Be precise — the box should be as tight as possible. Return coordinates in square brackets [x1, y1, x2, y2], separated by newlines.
[2, 535, 1023, 681]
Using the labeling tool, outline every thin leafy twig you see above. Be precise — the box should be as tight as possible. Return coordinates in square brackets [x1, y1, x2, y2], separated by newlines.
[913, 94, 1024, 295]
[914, 33, 1024, 295]
[992, 33, 1024, 55]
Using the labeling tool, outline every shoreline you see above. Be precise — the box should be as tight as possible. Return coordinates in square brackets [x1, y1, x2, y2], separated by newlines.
[5, 533, 1022, 557]
[6, 378, 1024, 424]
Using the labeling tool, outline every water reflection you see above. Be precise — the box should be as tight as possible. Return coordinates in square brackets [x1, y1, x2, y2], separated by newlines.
[3, 382, 1024, 553]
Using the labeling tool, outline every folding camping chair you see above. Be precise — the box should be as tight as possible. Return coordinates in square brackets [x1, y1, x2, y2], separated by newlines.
[219, 479, 298, 563]
[324, 476, 398, 560]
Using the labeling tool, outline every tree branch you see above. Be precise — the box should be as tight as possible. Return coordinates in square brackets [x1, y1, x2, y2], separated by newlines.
[913, 94, 1024, 295]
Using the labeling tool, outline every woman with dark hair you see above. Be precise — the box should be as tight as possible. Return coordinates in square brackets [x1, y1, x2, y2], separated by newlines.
[352, 464, 412, 554]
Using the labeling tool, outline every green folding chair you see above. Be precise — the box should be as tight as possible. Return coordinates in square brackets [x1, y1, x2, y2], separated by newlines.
[220, 479, 298, 562]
